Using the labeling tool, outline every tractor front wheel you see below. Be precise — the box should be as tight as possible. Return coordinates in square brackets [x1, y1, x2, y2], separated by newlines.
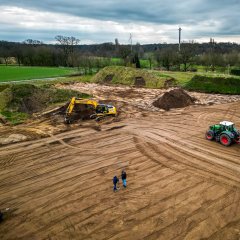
[206, 130, 214, 140]
[220, 134, 232, 146]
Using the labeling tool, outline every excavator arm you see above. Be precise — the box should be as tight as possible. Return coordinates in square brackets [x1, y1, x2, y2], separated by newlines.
[66, 97, 76, 116]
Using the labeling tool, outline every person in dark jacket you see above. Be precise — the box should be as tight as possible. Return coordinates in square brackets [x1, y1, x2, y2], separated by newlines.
[121, 170, 127, 188]
[113, 176, 119, 192]
[0, 211, 3, 222]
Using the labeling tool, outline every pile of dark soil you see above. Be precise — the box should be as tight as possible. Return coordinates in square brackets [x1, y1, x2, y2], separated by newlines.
[153, 88, 195, 110]
[66, 104, 96, 121]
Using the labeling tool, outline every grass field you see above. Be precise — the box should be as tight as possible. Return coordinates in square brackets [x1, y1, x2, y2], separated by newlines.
[0, 66, 77, 82]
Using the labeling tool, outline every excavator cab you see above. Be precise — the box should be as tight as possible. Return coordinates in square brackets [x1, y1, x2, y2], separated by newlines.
[92, 104, 117, 121]
[96, 104, 108, 113]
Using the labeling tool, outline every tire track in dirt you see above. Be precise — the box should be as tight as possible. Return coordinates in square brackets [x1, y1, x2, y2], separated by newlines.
[132, 127, 240, 188]
[0, 98, 240, 239]
[149, 139, 240, 186]
[143, 189, 239, 240]
[36, 172, 202, 238]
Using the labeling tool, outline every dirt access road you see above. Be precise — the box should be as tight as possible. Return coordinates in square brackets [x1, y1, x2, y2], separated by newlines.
[0, 83, 240, 239]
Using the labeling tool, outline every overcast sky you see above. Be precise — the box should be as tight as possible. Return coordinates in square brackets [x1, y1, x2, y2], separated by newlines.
[0, 0, 240, 44]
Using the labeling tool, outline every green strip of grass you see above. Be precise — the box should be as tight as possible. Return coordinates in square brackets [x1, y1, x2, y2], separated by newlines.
[0, 66, 77, 82]
[151, 70, 194, 85]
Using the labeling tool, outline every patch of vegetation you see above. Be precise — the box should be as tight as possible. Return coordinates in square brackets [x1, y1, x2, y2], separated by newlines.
[0, 83, 91, 124]
[231, 69, 240, 76]
[184, 75, 240, 94]
[0, 111, 29, 125]
[91, 66, 169, 88]
[139, 59, 151, 68]
[0, 66, 77, 82]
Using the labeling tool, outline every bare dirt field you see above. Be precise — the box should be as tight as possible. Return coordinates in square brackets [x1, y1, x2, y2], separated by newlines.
[0, 83, 240, 240]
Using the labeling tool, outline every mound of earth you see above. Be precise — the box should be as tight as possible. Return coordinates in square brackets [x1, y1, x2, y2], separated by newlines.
[0, 84, 90, 123]
[92, 66, 165, 88]
[153, 88, 195, 110]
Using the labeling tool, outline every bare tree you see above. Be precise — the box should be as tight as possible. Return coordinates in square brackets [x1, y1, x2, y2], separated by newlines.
[0, 42, 11, 66]
[224, 51, 239, 67]
[118, 45, 131, 66]
[179, 43, 196, 71]
[12, 44, 23, 66]
[144, 52, 154, 69]
[155, 47, 179, 71]
[55, 35, 80, 67]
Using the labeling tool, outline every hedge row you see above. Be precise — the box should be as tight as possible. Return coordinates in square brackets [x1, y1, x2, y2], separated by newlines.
[184, 75, 240, 94]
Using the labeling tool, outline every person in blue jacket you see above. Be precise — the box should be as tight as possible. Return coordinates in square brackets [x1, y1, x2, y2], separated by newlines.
[121, 170, 127, 188]
[113, 176, 119, 192]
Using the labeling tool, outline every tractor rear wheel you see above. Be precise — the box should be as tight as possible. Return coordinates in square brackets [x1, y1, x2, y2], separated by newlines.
[206, 130, 214, 140]
[220, 134, 232, 146]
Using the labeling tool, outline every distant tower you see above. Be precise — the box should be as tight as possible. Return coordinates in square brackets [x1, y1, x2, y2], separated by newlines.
[115, 38, 119, 47]
[129, 33, 133, 53]
[178, 27, 182, 51]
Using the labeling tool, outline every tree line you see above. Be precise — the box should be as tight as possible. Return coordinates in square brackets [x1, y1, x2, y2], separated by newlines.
[0, 36, 240, 73]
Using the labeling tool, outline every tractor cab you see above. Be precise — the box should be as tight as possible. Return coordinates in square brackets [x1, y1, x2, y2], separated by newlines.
[220, 121, 235, 131]
[210, 121, 233, 132]
[206, 121, 240, 146]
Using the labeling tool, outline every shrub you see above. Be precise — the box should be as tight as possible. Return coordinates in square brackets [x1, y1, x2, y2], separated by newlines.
[231, 69, 240, 76]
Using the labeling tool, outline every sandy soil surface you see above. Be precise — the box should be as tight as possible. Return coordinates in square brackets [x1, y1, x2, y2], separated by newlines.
[0, 83, 240, 240]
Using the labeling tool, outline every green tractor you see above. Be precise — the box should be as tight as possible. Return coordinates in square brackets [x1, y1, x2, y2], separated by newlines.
[206, 121, 240, 146]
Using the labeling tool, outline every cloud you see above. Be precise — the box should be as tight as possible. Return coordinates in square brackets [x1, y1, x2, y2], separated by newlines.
[0, 0, 239, 43]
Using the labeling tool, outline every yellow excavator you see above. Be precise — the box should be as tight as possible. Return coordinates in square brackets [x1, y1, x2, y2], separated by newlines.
[65, 97, 117, 123]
